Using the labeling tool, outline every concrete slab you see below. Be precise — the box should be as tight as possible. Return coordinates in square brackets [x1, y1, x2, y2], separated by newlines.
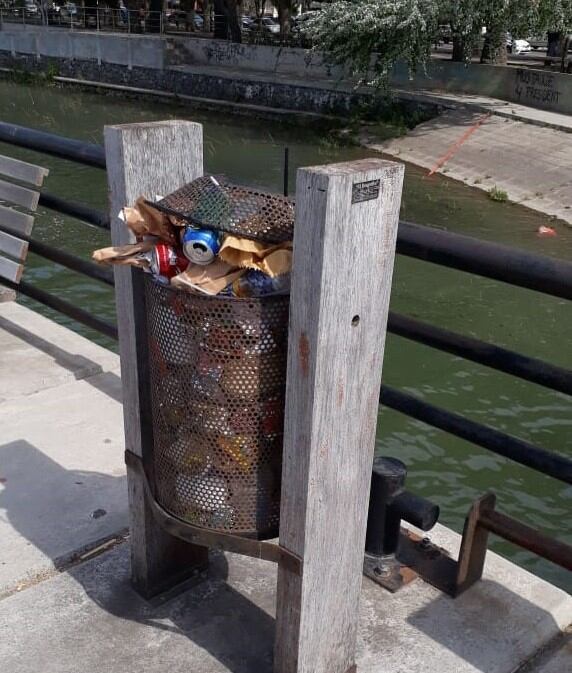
[0, 523, 570, 673]
[0, 301, 120, 401]
[531, 635, 572, 672]
[0, 370, 127, 596]
[365, 109, 572, 225]
[396, 89, 572, 133]
[0, 303, 126, 597]
[523, 631, 572, 673]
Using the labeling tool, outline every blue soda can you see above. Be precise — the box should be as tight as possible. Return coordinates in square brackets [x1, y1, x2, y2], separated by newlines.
[181, 228, 221, 266]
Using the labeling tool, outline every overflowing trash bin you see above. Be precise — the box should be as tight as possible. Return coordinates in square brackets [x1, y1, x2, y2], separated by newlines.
[94, 176, 294, 539]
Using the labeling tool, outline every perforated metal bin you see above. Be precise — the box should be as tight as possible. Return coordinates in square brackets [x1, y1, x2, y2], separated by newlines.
[145, 275, 289, 539]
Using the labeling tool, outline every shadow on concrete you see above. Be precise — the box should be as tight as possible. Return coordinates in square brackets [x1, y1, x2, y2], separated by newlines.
[67, 546, 275, 673]
[0, 313, 122, 403]
[0, 440, 127, 567]
[407, 578, 562, 673]
[0, 439, 274, 673]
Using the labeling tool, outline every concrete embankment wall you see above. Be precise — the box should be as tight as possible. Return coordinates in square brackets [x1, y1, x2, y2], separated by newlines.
[392, 61, 571, 116]
[1, 27, 571, 116]
[0, 26, 165, 69]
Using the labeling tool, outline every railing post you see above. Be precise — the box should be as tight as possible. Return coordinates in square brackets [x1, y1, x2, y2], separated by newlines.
[104, 120, 208, 599]
[275, 159, 404, 673]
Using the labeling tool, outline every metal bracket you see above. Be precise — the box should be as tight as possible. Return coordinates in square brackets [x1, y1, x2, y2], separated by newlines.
[363, 493, 493, 597]
[367, 490, 572, 597]
[125, 450, 303, 576]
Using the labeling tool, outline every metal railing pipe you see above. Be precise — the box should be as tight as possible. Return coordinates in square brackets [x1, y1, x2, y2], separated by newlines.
[388, 312, 572, 396]
[4, 278, 118, 340]
[38, 191, 110, 230]
[380, 385, 572, 484]
[0, 224, 114, 286]
[479, 509, 572, 572]
[0, 122, 106, 169]
[397, 221, 572, 301]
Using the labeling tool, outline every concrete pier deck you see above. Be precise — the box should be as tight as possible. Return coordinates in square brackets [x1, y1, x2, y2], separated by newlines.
[0, 300, 570, 672]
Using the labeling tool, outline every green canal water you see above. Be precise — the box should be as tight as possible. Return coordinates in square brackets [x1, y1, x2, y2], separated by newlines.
[1, 81, 570, 592]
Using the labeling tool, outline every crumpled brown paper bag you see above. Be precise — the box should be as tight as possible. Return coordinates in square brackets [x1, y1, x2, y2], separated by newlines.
[218, 235, 292, 278]
[92, 240, 154, 267]
[171, 259, 246, 296]
[123, 197, 180, 245]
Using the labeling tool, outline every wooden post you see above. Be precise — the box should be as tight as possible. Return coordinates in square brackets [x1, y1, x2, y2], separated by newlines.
[275, 159, 404, 673]
[104, 120, 208, 599]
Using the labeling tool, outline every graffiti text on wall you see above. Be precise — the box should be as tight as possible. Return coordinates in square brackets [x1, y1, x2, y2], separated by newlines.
[514, 69, 561, 105]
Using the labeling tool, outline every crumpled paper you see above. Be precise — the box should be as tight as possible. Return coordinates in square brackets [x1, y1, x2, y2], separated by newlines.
[171, 259, 246, 296]
[218, 235, 292, 278]
[92, 240, 154, 267]
[122, 197, 182, 245]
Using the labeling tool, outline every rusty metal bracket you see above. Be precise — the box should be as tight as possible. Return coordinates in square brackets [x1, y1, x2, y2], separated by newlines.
[373, 492, 572, 598]
[125, 450, 303, 576]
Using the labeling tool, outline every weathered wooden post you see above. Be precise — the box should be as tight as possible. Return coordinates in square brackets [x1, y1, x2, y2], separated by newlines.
[275, 159, 404, 673]
[105, 120, 208, 598]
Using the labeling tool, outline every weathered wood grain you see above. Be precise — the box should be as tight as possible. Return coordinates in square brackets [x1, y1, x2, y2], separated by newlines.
[104, 120, 207, 599]
[0, 204, 35, 237]
[275, 159, 404, 673]
[0, 254, 24, 283]
[0, 179, 40, 211]
[0, 154, 49, 187]
[0, 230, 29, 261]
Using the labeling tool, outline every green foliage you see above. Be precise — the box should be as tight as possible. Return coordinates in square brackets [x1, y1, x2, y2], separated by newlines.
[304, 0, 439, 86]
[488, 186, 508, 202]
[307, 0, 571, 85]
[537, 0, 572, 33]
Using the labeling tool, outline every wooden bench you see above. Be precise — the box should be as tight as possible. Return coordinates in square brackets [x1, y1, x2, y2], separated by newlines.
[0, 153, 49, 302]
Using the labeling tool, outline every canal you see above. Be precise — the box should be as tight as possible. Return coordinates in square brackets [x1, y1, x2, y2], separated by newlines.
[0, 80, 570, 592]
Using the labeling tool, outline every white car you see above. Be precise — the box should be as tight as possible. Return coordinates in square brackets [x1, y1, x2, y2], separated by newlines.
[513, 39, 532, 54]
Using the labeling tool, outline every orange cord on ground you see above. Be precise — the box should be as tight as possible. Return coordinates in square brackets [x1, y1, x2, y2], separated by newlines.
[427, 113, 492, 177]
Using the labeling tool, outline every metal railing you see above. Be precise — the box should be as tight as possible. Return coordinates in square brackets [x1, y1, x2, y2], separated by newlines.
[0, 5, 310, 46]
[0, 121, 570, 572]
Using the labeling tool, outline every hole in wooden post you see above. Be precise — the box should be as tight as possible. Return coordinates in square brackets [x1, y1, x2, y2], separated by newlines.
[351, 315, 360, 327]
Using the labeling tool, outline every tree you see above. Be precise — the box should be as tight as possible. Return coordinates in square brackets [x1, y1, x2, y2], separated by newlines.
[537, 0, 572, 71]
[439, 1, 483, 62]
[213, 0, 242, 40]
[277, 0, 300, 37]
[305, 0, 439, 86]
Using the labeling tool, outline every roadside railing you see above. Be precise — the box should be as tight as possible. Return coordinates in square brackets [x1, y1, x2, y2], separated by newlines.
[0, 6, 310, 46]
[0, 120, 570, 574]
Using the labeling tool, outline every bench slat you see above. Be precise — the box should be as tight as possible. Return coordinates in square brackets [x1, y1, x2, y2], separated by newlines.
[0, 178, 40, 211]
[0, 230, 29, 261]
[0, 204, 35, 237]
[0, 154, 49, 187]
[0, 254, 23, 283]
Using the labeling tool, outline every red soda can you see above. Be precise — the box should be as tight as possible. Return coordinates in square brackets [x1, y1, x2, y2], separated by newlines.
[150, 244, 189, 279]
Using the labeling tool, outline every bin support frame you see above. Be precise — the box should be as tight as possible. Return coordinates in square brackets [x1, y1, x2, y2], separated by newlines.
[106, 121, 405, 672]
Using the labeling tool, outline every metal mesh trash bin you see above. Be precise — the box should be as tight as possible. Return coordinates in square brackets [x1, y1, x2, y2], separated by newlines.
[143, 177, 293, 539]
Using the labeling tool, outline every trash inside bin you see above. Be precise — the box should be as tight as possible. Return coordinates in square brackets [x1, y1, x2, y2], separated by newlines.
[146, 278, 289, 538]
[94, 176, 294, 539]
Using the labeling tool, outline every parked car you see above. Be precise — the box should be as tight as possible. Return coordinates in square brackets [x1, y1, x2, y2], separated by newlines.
[245, 16, 280, 35]
[506, 34, 532, 54]
[166, 9, 203, 31]
[241, 15, 254, 30]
